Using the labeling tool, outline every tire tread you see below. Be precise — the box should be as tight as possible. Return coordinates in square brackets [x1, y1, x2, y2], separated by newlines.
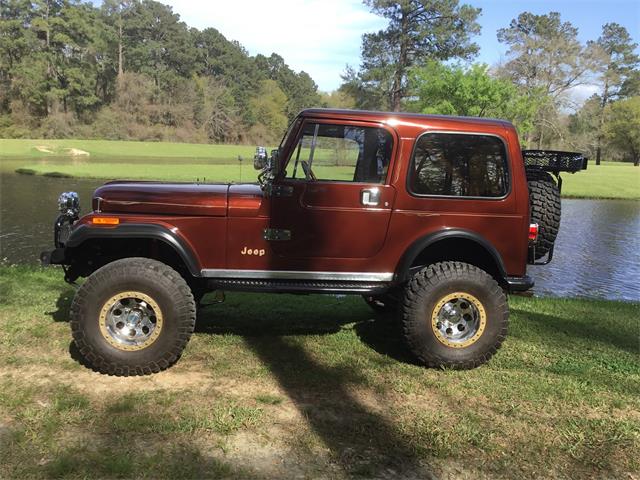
[401, 261, 509, 370]
[70, 257, 196, 377]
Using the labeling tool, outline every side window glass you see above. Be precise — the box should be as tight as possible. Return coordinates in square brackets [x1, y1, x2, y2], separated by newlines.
[285, 123, 393, 184]
[410, 133, 509, 197]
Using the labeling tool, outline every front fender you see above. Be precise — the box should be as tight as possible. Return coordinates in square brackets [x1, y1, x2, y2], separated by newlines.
[63, 223, 202, 277]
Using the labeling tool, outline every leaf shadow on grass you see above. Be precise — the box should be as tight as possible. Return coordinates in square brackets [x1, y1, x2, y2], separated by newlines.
[242, 335, 433, 478]
[196, 302, 433, 478]
[511, 307, 640, 356]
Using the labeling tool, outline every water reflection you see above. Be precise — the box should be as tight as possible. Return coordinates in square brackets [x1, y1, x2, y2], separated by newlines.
[529, 199, 640, 301]
[1, 160, 638, 301]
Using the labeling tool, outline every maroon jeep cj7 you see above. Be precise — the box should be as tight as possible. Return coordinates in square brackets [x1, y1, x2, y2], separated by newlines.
[41, 109, 587, 375]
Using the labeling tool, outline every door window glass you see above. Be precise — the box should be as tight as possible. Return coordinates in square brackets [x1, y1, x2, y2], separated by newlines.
[285, 123, 393, 183]
[409, 133, 509, 197]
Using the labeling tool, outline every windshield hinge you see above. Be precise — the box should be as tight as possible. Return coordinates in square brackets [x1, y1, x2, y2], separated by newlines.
[266, 184, 293, 197]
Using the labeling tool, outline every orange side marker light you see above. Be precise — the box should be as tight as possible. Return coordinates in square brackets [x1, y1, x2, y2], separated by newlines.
[92, 217, 120, 225]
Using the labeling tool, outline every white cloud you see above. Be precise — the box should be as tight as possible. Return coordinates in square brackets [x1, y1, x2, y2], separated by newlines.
[163, 0, 386, 91]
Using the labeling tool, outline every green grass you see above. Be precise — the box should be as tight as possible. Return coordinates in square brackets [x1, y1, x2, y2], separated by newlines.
[0, 138, 261, 159]
[0, 265, 638, 479]
[560, 161, 640, 199]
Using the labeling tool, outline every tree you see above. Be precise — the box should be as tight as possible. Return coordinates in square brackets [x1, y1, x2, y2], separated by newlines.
[497, 12, 592, 147]
[567, 94, 602, 157]
[254, 53, 320, 120]
[353, 0, 481, 111]
[407, 62, 542, 138]
[123, 0, 196, 90]
[248, 80, 288, 143]
[320, 89, 356, 109]
[0, 0, 38, 112]
[589, 23, 639, 164]
[604, 97, 640, 166]
[100, 0, 133, 83]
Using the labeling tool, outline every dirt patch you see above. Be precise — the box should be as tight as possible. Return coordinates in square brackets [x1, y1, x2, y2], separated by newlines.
[34, 145, 54, 153]
[0, 365, 213, 394]
[65, 148, 90, 156]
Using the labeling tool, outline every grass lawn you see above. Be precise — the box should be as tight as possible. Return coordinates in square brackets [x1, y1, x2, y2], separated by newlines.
[0, 266, 638, 479]
[560, 161, 640, 199]
[0, 138, 262, 160]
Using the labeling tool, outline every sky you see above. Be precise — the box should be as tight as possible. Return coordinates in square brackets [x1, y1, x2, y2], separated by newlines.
[149, 0, 640, 103]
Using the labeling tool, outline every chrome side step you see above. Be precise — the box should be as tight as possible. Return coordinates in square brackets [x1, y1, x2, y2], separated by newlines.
[200, 269, 394, 282]
[207, 278, 391, 295]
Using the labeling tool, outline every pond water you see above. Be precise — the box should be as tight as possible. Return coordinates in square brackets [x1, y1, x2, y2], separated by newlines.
[1, 158, 638, 301]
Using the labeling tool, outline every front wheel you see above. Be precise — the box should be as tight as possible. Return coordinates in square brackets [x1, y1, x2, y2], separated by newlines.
[70, 258, 196, 376]
[400, 262, 508, 369]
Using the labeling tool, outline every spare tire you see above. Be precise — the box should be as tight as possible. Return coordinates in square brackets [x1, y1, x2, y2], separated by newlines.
[526, 169, 561, 259]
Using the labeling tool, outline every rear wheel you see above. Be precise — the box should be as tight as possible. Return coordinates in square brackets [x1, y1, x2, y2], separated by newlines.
[400, 262, 508, 369]
[527, 169, 561, 259]
[70, 258, 196, 376]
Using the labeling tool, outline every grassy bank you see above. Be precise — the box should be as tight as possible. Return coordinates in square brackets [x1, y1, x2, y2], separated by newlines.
[560, 161, 639, 199]
[0, 138, 260, 159]
[0, 266, 638, 479]
[3, 139, 640, 198]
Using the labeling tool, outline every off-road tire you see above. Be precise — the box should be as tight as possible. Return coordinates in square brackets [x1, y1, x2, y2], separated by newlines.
[70, 258, 196, 376]
[527, 169, 561, 259]
[363, 292, 400, 313]
[401, 262, 508, 369]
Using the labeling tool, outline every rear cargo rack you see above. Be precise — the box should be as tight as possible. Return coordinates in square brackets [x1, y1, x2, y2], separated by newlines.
[522, 150, 588, 173]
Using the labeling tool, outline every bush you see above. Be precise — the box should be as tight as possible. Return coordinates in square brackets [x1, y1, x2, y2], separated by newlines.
[38, 112, 78, 139]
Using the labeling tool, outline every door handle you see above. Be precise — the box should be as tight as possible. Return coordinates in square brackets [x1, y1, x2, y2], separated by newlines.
[360, 187, 380, 206]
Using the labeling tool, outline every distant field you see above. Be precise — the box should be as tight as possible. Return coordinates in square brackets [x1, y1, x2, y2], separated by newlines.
[560, 161, 640, 199]
[0, 138, 261, 159]
[3, 138, 639, 199]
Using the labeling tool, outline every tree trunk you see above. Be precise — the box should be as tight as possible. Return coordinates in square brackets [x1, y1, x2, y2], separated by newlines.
[596, 77, 610, 166]
[45, 0, 52, 115]
[391, 10, 409, 112]
[118, 21, 124, 80]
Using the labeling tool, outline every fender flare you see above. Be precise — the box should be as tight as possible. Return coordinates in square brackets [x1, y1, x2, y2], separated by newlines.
[65, 223, 201, 277]
[395, 229, 507, 283]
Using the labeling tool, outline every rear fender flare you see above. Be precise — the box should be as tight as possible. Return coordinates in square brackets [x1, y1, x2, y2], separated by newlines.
[395, 229, 507, 283]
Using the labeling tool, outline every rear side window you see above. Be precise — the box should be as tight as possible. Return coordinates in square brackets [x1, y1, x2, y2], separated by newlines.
[409, 133, 509, 197]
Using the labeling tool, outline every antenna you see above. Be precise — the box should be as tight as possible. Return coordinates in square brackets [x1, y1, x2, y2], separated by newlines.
[238, 155, 243, 183]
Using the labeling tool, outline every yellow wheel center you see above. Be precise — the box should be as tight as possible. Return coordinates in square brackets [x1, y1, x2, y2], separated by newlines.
[430, 291, 486, 348]
[99, 291, 164, 351]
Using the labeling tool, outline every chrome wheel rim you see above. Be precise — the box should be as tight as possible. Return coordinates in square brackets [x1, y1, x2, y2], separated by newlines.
[431, 292, 486, 348]
[99, 291, 163, 351]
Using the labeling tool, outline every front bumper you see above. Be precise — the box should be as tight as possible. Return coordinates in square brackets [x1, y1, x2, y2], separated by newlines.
[505, 275, 534, 292]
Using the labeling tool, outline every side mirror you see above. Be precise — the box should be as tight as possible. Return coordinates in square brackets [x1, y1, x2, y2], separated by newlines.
[253, 146, 268, 170]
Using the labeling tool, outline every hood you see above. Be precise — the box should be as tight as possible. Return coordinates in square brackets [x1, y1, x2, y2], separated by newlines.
[93, 181, 230, 216]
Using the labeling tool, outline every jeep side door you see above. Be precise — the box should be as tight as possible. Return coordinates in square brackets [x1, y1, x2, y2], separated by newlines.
[267, 119, 397, 268]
